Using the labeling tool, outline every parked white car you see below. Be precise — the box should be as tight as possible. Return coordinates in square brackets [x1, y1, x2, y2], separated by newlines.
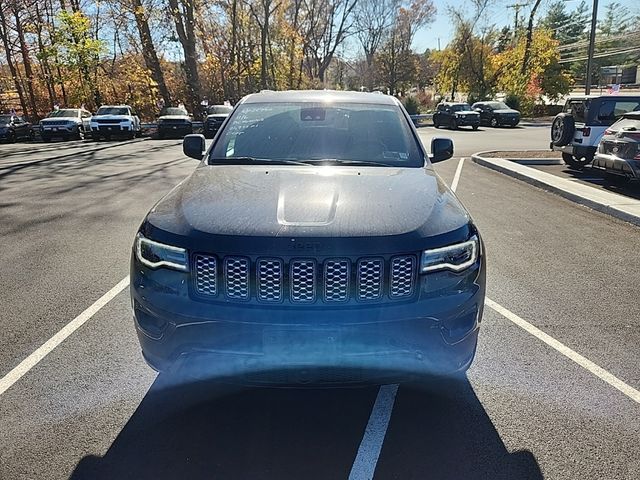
[550, 95, 640, 169]
[40, 108, 92, 142]
[90, 105, 141, 141]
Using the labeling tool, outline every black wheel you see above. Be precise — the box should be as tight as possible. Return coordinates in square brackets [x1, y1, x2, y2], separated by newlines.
[551, 113, 575, 146]
[562, 152, 591, 170]
[75, 128, 85, 140]
[28, 129, 35, 141]
[135, 129, 143, 138]
[91, 134, 100, 141]
[449, 118, 458, 130]
[127, 132, 135, 140]
[472, 125, 479, 131]
[42, 134, 51, 143]
[157, 131, 165, 140]
[204, 132, 214, 139]
[490, 117, 498, 127]
[7, 131, 16, 143]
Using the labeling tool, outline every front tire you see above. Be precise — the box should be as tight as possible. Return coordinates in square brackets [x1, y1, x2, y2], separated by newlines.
[449, 118, 458, 130]
[472, 125, 479, 131]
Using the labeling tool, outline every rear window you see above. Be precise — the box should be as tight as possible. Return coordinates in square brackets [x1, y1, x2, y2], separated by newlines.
[209, 102, 424, 167]
[564, 100, 589, 123]
[593, 100, 640, 126]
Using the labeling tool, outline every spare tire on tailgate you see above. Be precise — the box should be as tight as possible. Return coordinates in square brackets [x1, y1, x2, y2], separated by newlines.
[551, 113, 575, 146]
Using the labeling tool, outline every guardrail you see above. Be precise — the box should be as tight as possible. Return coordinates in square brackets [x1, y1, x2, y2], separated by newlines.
[409, 114, 433, 127]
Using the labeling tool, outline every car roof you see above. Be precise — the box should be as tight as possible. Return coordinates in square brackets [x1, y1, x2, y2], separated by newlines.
[241, 90, 399, 106]
[622, 111, 640, 118]
[99, 105, 132, 108]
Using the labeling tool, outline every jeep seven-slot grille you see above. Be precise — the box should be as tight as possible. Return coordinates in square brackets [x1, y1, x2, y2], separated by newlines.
[194, 255, 416, 304]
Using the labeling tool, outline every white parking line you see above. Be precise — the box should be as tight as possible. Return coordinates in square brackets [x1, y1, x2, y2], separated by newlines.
[450, 157, 466, 192]
[348, 384, 399, 480]
[0, 276, 129, 397]
[486, 297, 640, 405]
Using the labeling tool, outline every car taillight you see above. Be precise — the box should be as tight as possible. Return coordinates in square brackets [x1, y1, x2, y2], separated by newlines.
[582, 127, 591, 137]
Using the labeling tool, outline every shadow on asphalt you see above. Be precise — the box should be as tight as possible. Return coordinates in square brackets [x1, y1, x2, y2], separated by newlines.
[558, 166, 640, 200]
[69, 374, 543, 480]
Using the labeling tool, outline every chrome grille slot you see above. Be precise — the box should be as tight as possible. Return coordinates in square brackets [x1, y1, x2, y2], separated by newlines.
[390, 255, 416, 298]
[257, 259, 283, 302]
[224, 257, 250, 299]
[195, 254, 217, 296]
[357, 259, 384, 300]
[290, 260, 316, 303]
[324, 260, 350, 302]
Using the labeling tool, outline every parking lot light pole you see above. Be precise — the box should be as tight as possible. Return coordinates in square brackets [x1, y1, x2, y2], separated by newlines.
[585, 0, 599, 95]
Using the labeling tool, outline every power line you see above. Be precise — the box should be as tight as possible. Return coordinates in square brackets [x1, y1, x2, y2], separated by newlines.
[559, 46, 640, 64]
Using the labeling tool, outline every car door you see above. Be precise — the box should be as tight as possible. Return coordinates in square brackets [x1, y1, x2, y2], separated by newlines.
[482, 105, 493, 124]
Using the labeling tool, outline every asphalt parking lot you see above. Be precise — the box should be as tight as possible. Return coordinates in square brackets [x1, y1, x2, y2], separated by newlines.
[1, 127, 639, 480]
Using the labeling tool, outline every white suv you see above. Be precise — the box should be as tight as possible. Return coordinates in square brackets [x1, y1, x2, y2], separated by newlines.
[550, 95, 640, 169]
[90, 105, 141, 141]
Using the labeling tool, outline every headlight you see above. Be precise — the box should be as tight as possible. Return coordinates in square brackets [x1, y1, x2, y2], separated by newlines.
[420, 235, 479, 273]
[135, 234, 188, 271]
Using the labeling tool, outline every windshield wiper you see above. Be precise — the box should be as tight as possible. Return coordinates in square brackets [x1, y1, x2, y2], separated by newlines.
[308, 159, 394, 167]
[208, 157, 314, 166]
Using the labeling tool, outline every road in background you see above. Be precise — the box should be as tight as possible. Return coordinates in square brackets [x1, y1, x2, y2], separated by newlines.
[1, 127, 639, 480]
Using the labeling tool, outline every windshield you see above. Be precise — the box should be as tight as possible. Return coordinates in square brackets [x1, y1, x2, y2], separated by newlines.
[97, 107, 129, 115]
[0, 114, 12, 123]
[160, 107, 188, 116]
[207, 105, 233, 114]
[451, 104, 472, 112]
[47, 109, 79, 118]
[209, 102, 423, 167]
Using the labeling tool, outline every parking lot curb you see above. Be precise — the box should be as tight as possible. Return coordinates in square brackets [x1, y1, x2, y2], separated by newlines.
[472, 151, 640, 227]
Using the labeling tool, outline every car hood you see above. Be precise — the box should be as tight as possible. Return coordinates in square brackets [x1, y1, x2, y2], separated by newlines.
[159, 115, 191, 121]
[456, 110, 479, 115]
[493, 109, 519, 115]
[92, 115, 131, 121]
[41, 117, 79, 123]
[206, 114, 229, 120]
[142, 165, 473, 255]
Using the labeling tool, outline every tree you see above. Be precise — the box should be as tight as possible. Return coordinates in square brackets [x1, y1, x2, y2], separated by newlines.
[302, 0, 358, 84]
[128, 0, 172, 105]
[167, 0, 201, 111]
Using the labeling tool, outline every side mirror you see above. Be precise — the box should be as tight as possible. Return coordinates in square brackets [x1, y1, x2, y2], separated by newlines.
[183, 134, 206, 160]
[430, 137, 454, 163]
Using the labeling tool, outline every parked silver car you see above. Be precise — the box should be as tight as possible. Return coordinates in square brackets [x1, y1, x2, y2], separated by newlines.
[592, 112, 640, 184]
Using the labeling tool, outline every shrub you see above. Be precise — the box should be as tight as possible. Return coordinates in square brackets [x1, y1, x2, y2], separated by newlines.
[402, 96, 420, 115]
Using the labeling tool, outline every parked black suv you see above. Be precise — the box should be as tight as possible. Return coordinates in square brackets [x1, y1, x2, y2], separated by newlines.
[433, 103, 480, 130]
[203, 104, 233, 139]
[157, 106, 193, 139]
[471, 101, 520, 127]
[131, 90, 486, 385]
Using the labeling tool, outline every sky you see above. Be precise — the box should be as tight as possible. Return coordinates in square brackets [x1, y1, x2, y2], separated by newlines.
[412, 0, 640, 53]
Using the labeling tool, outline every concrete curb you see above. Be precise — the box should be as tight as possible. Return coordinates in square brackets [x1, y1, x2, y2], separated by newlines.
[471, 151, 640, 227]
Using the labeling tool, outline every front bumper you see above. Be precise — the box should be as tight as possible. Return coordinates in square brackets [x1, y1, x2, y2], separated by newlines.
[455, 116, 480, 127]
[551, 142, 597, 160]
[592, 154, 640, 179]
[91, 124, 133, 135]
[158, 123, 193, 136]
[496, 116, 519, 126]
[40, 124, 79, 136]
[130, 251, 486, 384]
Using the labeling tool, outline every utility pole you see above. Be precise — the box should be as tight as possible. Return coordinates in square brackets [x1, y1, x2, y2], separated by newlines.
[585, 0, 599, 94]
[507, 3, 528, 33]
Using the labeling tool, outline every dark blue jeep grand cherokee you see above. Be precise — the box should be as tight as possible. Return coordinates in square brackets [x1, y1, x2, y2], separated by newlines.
[131, 90, 486, 385]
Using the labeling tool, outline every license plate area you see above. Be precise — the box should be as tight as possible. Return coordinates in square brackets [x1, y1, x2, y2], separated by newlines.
[262, 328, 341, 355]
